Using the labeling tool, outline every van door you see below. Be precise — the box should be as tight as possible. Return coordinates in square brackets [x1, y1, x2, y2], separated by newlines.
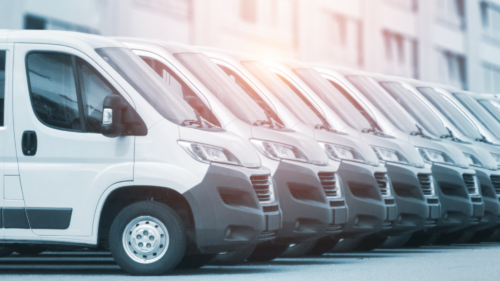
[12, 44, 134, 237]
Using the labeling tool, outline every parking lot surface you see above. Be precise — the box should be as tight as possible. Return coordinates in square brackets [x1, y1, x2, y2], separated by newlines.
[1, 243, 499, 280]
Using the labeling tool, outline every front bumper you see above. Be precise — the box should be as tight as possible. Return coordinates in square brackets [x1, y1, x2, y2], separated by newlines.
[383, 163, 431, 235]
[183, 164, 268, 254]
[429, 164, 477, 234]
[271, 160, 333, 244]
[337, 161, 387, 237]
[471, 168, 500, 231]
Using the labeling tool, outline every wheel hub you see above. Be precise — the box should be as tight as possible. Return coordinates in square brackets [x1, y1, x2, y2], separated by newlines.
[122, 216, 169, 264]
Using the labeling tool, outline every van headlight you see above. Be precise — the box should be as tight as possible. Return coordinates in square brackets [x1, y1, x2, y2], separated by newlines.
[463, 153, 483, 168]
[418, 148, 454, 165]
[250, 139, 311, 163]
[318, 142, 365, 164]
[178, 141, 242, 166]
[372, 146, 409, 165]
[490, 153, 500, 169]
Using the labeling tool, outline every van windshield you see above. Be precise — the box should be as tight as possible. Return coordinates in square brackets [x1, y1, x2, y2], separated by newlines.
[293, 68, 375, 131]
[96, 47, 198, 125]
[417, 87, 482, 140]
[346, 75, 418, 134]
[478, 99, 500, 124]
[380, 81, 448, 137]
[174, 53, 269, 125]
[453, 92, 500, 140]
[241, 61, 327, 127]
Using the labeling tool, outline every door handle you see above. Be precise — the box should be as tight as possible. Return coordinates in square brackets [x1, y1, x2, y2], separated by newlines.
[22, 131, 37, 156]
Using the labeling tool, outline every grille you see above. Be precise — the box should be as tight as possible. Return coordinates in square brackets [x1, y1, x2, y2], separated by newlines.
[418, 174, 434, 196]
[471, 197, 482, 203]
[258, 230, 277, 240]
[491, 175, 500, 195]
[330, 200, 345, 207]
[250, 175, 272, 202]
[463, 174, 478, 195]
[427, 198, 439, 204]
[263, 205, 279, 212]
[384, 199, 395, 205]
[375, 172, 390, 196]
[325, 224, 343, 232]
[319, 172, 339, 197]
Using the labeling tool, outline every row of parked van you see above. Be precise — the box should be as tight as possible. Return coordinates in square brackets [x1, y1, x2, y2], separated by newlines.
[0, 30, 499, 275]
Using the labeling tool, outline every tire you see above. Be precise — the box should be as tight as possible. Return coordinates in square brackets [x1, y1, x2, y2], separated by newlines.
[109, 201, 186, 276]
[433, 230, 475, 245]
[0, 247, 14, 257]
[330, 237, 363, 253]
[307, 236, 339, 256]
[175, 253, 217, 269]
[246, 241, 289, 262]
[210, 244, 257, 265]
[468, 228, 497, 244]
[14, 245, 46, 256]
[403, 231, 438, 248]
[381, 233, 413, 249]
[354, 234, 388, 252]
[280, 239, 318, 258]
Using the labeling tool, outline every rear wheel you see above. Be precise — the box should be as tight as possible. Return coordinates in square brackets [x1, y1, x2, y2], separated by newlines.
[175, 253, 217, 269]
[246, 241, 289, 262]
[280, 239, 318, 258]
[307, 236, 339, 256]
[109, 201, 186, 276]
[0, 247, 14, 257]
[354, 234, 387, 251]
[210, 244, 257, 265]
[14, 245, 46, 256]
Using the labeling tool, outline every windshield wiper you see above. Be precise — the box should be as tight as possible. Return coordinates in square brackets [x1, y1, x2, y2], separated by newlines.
[410, 124, 432, 139]
[476, 134, 493, 144]
[182, 111, 220, 129]
[362, 127, 385, 136]
[315, 123, 338, 133]
[253, 118, 285, 129]
[440, 127, 467, 143]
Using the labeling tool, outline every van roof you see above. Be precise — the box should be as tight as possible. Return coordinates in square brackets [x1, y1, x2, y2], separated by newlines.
[0, 29, 123, 49]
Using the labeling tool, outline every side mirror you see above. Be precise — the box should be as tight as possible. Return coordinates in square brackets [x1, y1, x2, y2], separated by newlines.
[101, 95, 128, 138]
[184, 96, 204, 111]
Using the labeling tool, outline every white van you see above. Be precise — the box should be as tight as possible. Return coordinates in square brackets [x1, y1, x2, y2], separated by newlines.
[0, 30, 273, 275]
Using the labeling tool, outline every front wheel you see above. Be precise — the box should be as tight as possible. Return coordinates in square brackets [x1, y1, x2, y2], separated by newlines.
[14, 245, 46, 256]
[210, 244, 257, 265]
[0, 247, 14, 257]
[175, 253, 217, 269]
[109, 201, 187, 276]
[246, 241, 289, 262]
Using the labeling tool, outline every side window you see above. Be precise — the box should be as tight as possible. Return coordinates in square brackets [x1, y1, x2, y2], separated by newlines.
[140, 57, 221, 127]
[0, 51, 6, 126]
[218, 65, 284, 125]
[27, 52, 126, 133]
[27, 53, 82, 131]
[76, 58, 119, 133]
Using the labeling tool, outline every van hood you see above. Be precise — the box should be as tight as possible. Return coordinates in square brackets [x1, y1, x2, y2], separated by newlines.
[250, 124, 329, 166]
[312, 129, 379, 167]
[442, 139, 498, 171]
[178, 126, 262, 168]
[408, 135, 469, 169]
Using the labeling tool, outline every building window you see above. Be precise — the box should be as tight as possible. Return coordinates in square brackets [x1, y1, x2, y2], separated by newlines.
[483, 64, 500, 93]
[383, 30, 418, 78]
[24, 14, 99, 34]
[240, 0, 257, 23]
[320, 12, 362, 67]
[436, 0, 466, 29]
[385, 0, 418, 12]
[481, 2, 500, 40]
[437, 50, 467, 89]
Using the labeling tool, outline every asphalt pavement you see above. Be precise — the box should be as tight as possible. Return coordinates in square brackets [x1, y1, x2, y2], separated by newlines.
[0, 243, 499, 280]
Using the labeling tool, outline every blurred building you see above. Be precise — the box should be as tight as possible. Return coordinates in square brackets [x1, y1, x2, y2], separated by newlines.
[1, 0, 500, 93]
